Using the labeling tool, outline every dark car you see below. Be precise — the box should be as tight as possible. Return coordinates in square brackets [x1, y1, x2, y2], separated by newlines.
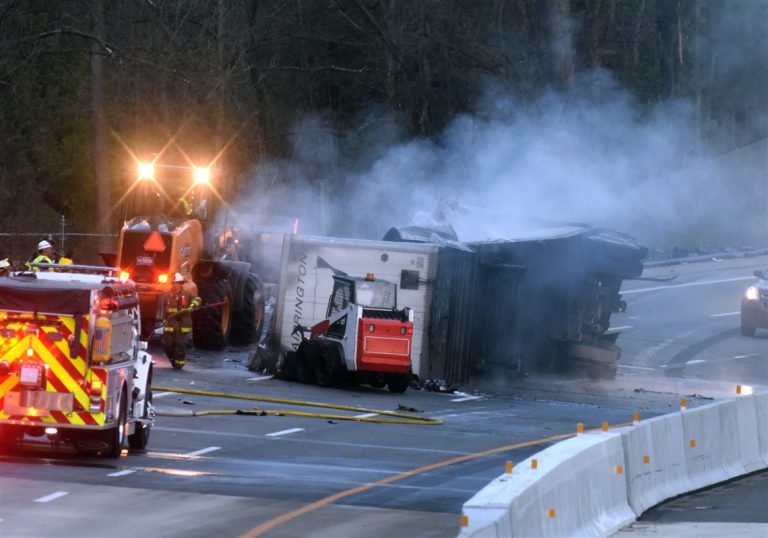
[741, 267, 768, 336]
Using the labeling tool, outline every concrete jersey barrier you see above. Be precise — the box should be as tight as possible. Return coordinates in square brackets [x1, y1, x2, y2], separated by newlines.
[460, 432, 634, 538]
[460, 392, 768, 538]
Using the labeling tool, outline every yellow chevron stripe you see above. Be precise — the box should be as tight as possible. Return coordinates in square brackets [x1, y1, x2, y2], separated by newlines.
[30, 338, 91, 413]
[59, 315, 90, 356]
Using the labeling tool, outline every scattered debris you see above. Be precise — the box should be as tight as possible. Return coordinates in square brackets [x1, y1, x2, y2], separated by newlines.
[397, 404, 420, 413]
[420, 378, 457, 393]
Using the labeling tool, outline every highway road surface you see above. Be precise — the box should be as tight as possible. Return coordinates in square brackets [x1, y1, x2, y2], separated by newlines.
[0, 254, 765, 537]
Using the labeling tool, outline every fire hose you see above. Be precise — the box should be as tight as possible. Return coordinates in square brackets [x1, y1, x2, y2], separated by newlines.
[162, 301, 227, 323]
[152, 386, 442, 426]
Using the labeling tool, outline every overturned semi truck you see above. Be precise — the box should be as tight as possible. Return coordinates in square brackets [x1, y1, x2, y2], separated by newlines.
[251, 224, 646, 383]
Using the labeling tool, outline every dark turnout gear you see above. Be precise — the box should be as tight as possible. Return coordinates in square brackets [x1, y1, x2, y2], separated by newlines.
[162, 275, 201, 369]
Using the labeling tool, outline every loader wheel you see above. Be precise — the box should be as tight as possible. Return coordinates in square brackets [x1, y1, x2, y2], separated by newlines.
[230, 273, 266, 346]
[314, 343, 341, 387]
[296, 340, 316, 384]
[192, 277, 231, 350]
[387, 375, 410, 394]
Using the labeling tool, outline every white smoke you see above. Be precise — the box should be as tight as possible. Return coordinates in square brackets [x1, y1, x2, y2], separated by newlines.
[230, 71, 765, 252]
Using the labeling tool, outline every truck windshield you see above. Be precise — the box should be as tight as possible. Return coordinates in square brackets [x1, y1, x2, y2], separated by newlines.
[355, 280, 396, 309]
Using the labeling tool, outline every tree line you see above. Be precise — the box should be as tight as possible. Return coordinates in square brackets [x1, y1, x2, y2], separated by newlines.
[0, 0, 764, 261]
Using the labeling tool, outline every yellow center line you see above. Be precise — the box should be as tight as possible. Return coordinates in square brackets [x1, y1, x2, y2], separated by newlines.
[241, 428, 594, 538]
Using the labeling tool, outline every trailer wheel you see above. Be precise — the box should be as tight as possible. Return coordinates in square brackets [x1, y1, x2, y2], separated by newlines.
[230, 273, 265, 346]
[128, 369, 153, 451]
[104, 387, 127, 458]
[387, 375, 410, 393]
[192, 277, 232, 350]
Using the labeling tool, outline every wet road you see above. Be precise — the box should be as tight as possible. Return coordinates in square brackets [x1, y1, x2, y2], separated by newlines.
[0, 255, 765, 537]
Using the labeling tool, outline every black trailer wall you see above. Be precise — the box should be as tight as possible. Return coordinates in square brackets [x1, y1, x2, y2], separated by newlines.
[387, 226, 646, 384]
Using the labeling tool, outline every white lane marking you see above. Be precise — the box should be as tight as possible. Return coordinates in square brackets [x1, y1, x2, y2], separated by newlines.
[635, 338, 675, 364]
[687, 359, 707, 365]
[354, 413, 379, 418]
[34, 491, 68, 503]
[266, 428, 304, 437]
[617, 364, 656, 371]
[246, 376, 274, 382]
[153, 392, 174, 399]
[623, 276, 753, 294]
[710, 311, 739, 317]
[186, 446, 222, 457]
[607, 325, 633, 332]
[153, 426, 467, 455]
[107, 469, 136, 477]
[450, 395, 484, 402]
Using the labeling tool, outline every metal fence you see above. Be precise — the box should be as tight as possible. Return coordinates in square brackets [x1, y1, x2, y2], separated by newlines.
[0, 232, 118, 268]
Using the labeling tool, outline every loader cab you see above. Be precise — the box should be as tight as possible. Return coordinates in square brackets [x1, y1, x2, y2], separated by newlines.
[126, 162, 214, 223]
[327, 275, 397, 317]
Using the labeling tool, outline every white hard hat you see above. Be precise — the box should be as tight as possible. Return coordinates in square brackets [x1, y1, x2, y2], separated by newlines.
[0, 259, 9, 269]
[173, 272, 185, 283]
[37, 240, 53, 251]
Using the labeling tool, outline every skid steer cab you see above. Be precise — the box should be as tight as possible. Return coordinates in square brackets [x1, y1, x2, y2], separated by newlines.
[0, 264, 153, 457]
[279, 274, 414, 393]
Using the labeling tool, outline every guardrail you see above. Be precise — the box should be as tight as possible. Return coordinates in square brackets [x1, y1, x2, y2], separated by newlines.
[458, 391, 768, 537]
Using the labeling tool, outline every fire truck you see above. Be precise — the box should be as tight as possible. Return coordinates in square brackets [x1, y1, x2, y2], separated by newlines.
[0, 264, 153, 457]
[279, 273, 414, 393]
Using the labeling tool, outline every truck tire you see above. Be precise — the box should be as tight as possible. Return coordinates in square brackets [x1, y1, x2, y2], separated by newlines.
[192, 277, 232, 350]
[104, 387, 127, 458]
[229, 273, 265, 346]
[128, 369, 152, 451]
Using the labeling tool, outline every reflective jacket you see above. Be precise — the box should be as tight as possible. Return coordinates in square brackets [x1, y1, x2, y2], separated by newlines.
[27, 254, 53, 271]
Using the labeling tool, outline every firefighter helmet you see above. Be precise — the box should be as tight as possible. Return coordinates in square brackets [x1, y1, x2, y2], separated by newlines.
[37, 240, 53, 251]
[173, 272, 185, 283]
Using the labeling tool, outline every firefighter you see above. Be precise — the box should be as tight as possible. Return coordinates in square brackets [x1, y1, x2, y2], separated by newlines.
[26, 240, 55, 270]
[162, 272, 201, 369]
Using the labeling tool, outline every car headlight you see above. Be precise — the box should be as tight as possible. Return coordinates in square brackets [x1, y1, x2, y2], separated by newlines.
[745, 286, 760, 301]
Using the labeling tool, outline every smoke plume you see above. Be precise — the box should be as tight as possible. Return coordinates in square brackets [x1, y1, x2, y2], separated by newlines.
[228, 69, 765, 254]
